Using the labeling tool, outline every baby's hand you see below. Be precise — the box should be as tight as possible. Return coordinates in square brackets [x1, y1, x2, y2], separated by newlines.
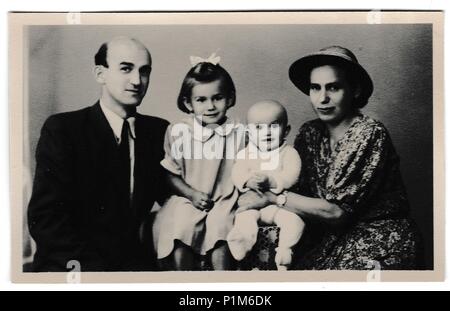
[190, 191, 214, 211]
[254, 172, 269, 184]
[246, 173, 270, 194]
[254, 172, 278, 190]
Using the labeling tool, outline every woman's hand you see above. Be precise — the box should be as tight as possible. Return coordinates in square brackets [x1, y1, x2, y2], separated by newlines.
[190, 191, 214, 211]
[237, 190, 272, 211]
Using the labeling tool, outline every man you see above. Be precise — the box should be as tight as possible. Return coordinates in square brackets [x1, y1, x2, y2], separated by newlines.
[28, 37, 169, 271]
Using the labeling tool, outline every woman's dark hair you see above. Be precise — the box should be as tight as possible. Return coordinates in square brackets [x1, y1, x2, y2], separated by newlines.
[309, 58, 369, 109]
[177, 62, 236, 113]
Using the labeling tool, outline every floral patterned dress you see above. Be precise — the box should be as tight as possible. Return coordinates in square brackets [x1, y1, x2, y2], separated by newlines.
[292, 114, 422, 270]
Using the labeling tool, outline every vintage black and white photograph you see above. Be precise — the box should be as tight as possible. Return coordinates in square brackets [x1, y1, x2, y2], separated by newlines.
[10, 11, 443, 282]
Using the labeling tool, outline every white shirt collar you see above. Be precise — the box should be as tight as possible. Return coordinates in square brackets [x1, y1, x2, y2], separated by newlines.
[100, 101, 136, 142]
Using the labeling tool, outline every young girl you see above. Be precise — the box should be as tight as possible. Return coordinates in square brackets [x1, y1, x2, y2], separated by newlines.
[152, 59, 245, 270]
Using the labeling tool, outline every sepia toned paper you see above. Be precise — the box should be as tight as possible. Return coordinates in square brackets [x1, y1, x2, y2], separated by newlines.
[9, 11, 444, 283]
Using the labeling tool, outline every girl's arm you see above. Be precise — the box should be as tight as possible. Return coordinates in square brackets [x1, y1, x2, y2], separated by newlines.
[166, 172, 213, 211]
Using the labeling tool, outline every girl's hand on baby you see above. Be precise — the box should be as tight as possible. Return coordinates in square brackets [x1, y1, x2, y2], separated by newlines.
[191, 191, 214, 211]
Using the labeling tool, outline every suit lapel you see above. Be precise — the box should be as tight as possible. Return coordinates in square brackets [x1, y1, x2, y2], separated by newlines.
[86, 102, 121, 185]
[86, 108, 159, 215]
[88, 102, 118, 149]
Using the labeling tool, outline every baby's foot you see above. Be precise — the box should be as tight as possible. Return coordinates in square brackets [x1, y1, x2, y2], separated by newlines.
[275, 247, 292, 271]
[276, 265, 288, 271]
[227, 229, 256, 261]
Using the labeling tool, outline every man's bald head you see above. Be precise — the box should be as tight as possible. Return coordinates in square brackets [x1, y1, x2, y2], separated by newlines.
[95, 37, 151, 68]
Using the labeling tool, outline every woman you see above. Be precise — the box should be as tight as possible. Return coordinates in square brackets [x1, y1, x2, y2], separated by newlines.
[239, 46, 422, 269]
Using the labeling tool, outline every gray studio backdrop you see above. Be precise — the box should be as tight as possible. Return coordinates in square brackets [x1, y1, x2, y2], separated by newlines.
[25, 24, 433, 269]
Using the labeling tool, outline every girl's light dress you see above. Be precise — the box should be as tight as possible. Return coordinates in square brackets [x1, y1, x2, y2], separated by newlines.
[153, 117, 246, 259]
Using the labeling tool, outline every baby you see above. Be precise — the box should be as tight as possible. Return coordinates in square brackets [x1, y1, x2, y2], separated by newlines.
[227, 100, 304, 270]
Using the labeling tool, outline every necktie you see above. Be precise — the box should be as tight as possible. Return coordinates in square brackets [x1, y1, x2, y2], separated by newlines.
[119, 119, 131, 208]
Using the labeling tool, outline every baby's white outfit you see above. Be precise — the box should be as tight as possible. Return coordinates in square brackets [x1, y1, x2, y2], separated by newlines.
[227, 142, 304, 270]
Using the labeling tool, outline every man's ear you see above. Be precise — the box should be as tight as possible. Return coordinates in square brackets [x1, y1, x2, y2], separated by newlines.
[93, 65, 106, 84]
[183, 98, 194, 112]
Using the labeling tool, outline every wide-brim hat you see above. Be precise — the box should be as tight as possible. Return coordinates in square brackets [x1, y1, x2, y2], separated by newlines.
[289, 46, 373, 101]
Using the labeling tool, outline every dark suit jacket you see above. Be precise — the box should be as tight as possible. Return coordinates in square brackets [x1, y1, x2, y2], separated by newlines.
[28, 103, 169, 272]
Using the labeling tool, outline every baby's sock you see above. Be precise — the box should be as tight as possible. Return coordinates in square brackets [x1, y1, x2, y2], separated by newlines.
[274, 247, 293, 270]
[227, 228, 256, 261]
[227, 211, 259, 261]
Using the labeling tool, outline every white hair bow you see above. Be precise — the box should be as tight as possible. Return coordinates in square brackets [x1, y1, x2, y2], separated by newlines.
[190, 52, 221, 67]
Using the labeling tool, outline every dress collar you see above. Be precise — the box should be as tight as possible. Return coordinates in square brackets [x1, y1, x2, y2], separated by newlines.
[185, 116, 236, 142]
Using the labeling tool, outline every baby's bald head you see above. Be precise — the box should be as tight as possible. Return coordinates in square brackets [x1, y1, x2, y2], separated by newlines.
[247, 100, 288, 127]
